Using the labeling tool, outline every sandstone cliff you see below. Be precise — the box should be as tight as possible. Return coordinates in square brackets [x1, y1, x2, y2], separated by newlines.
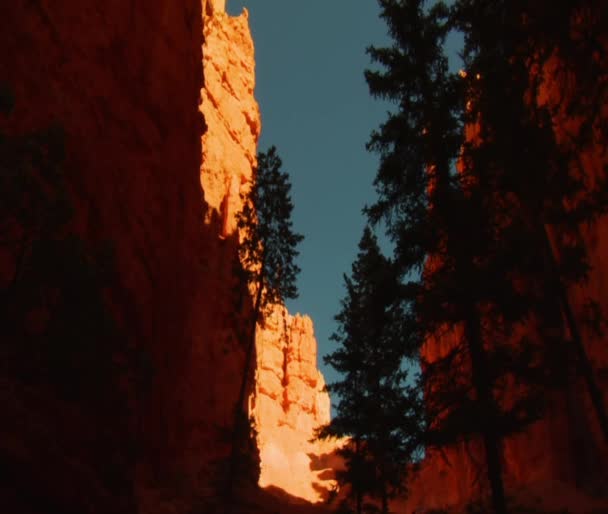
[2, 1, 210, 511]
[201, 4, 339, 505]
[252, 306, 340, 503]
[0, 2, 335, 512]
[201, 3, 337, 505]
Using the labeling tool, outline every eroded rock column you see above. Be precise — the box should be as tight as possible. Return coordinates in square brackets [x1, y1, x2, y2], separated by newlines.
[252, 306, 341, 503]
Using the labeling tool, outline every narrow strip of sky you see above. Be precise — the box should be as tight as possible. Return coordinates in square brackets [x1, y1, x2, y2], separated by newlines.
[226, 1, 463, 389]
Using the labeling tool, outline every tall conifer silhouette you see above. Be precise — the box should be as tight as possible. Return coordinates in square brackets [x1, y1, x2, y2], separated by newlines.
[225, 146, 303, 510]
[320, 227, 423, 514]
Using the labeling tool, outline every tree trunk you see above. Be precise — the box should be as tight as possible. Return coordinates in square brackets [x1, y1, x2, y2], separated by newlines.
[465, 306, 508, 514]
[380, 481, 389, 514]
[542, 225, 608, 445]
[354, 437, 362, 514]
[481, 429, 508, 514]
[236, 277, 264, 421]
[224, 275, 264, 514]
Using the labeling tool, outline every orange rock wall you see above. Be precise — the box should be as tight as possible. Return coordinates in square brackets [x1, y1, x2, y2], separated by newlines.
[2, 0, 207, 500]
[1, 2, 339, 511]
[201, 2, 260, 225]
[0, 0, 264, 510]
[165, 0, 262, 491]
[201, 4, 338, 504]
[252, 306, 339, 502]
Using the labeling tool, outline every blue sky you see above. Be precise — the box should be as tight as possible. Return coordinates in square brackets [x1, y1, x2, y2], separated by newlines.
[226, 1, 392, 389]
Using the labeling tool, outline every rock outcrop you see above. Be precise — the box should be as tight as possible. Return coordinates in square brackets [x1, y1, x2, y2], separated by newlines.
[202, 3, 338, 504]
[201, 2, 260, 226]
[0, 1, 337, 512]
[202, 4, 339, 505]
[0, 0, 261, 511]
[252, 306, 339, 503]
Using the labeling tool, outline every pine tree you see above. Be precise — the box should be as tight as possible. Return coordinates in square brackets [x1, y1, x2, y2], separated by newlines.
[225, 146, 304, 510]
[235, 145, 304, 415]
[366, 1, 607, 513]
[451, 0, 608, 445]
[319, 227, 424, 514]
[366, 2, 541, 513]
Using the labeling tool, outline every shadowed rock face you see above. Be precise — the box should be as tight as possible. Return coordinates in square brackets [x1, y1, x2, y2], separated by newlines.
[0, 0, 259, 511]
[0, 2, 336, 512]
[1, 1, 211, 511]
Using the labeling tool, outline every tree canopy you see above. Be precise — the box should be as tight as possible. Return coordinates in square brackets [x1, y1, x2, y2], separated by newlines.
[226, 145, 304, 511]
[360, 1, 607, 513]
[320, 227, 424, 514]
[237, 146, 304, 312]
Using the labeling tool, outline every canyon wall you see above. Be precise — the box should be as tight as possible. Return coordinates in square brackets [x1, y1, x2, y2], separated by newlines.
[0, 0, 257, 511]
[253, 306, 340, 503]
[201, 3, 337, 505]
[1, 1, 210, 511]
[202, 3, 338, 505]
[0, 2, 334, 512]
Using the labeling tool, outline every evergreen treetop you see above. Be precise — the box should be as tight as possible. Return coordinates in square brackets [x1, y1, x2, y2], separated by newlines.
[321, 226, 424, 514]
[227, 146, 304, 512]
[237, 145, 304, 312]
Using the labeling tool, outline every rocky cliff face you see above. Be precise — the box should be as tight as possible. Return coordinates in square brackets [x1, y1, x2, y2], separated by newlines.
[1, 1, 210, 511]
[202, 3, 337, 505]
[0, 2, 335, 512]
[202, 3, 338, 505]
[201, 0, 260, 225]
[252, 306, 339, 503]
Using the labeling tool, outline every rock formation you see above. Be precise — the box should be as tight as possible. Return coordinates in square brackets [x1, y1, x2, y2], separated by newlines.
[252, 306, 340, 503]
[0, 1, 338, 512]
[201, 4, 340, 505]
[201, 3, 260, 227]
[201, 3, 338, 504]
[4, 1, 604, 513]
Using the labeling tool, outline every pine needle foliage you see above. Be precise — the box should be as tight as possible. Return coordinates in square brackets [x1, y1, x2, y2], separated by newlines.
[364, 1, 607, 513]
[226, 146, 303, 512]
[320, 227, 424, 514]
[237, 146, 304, 314]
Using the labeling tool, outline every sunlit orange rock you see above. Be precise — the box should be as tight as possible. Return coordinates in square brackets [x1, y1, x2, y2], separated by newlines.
[252, 306, 341, 503]
[161, 0, 261, 486]
[201, 2, 260, 228]
[201, 4, 342, 504]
